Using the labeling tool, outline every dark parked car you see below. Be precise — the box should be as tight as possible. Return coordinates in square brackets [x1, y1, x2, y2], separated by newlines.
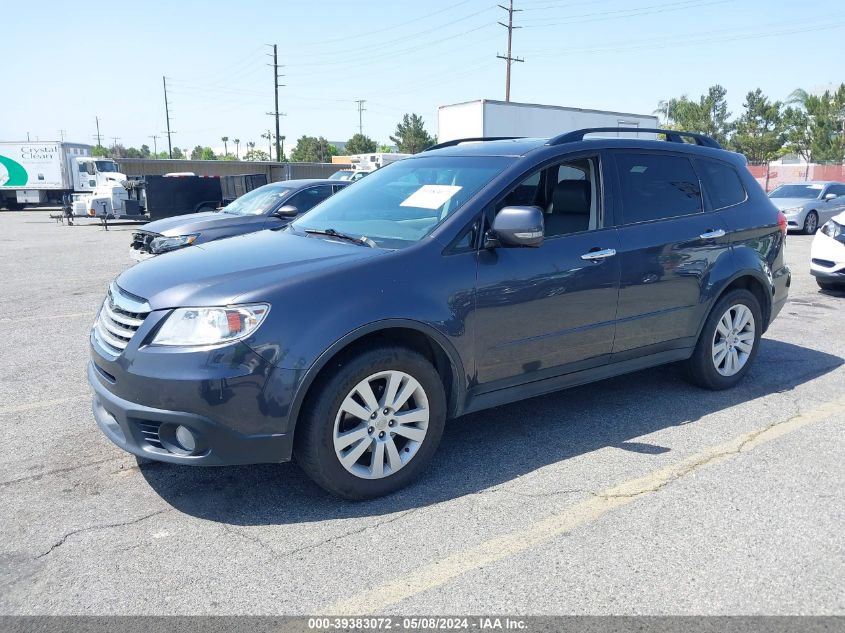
[90, 128, 790, 499]
[129, 179, 348, 259]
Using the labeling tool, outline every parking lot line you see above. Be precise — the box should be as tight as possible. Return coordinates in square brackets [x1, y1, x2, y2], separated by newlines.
[324, 395, 845, 615]
[0, 394, 89, 415]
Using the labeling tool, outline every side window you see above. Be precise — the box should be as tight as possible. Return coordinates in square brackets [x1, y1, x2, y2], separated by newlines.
[615, 153, 702, 223]
[495, 156, 601, 238]
[827, 185, 845, 197]
[287, 186, 333, 214]
[696, 159, 746, 210]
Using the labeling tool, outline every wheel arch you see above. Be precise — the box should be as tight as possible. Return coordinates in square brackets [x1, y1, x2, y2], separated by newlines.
[703, 270, 772, 337]
[287, 320, 467, 438]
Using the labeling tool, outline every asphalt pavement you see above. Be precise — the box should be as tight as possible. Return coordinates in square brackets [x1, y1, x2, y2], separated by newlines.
[0, 211, 842, 615]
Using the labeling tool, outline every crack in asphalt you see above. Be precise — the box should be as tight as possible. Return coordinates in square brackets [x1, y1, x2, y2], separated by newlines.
[0, 456, 124, 488]
[34, 509, 170, 560]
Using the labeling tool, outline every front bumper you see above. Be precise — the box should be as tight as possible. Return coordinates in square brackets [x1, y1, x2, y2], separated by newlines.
[809, 231, 845, 280]
[90, 362, 293, 465]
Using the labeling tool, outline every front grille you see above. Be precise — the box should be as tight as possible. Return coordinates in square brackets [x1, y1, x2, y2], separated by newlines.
[93, 284, 150, 355]
[130, 231, 159, 253]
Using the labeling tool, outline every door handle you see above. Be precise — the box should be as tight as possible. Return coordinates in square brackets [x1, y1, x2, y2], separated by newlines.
[580, 248, 617, 261]
[699, 229, 726, 240]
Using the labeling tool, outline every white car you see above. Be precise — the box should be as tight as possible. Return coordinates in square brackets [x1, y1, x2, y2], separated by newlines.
[810, 211, 845, 291]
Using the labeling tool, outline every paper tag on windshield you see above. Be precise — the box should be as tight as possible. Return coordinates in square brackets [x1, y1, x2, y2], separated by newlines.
[400, 185, 462, 210]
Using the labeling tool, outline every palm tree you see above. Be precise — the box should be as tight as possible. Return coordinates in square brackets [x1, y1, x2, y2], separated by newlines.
[233, 138, 240, 159]
[221, 136, 229, 156]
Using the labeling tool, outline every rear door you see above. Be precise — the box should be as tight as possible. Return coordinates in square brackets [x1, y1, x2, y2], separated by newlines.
[609, 151, 730, 358]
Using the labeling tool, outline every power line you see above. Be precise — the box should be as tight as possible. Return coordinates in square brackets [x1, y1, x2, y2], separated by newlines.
[497, 1, 524, 102]
[520, 0, 731, 27]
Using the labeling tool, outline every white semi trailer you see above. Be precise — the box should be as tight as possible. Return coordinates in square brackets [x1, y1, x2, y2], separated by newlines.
[0, 141, 126, 210]
[437, 100, 660, 143]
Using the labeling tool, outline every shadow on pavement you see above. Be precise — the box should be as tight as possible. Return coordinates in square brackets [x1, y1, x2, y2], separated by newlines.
[139, 338, 842, 524]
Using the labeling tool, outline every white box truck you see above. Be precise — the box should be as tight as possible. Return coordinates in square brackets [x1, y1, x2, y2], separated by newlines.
[0, 142, 127, 210]
[438, 100, 660, 143]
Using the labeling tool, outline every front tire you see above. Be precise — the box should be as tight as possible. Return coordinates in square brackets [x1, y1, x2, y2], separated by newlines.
[294, 345, 446, 500]
[685, 289, 762, 390]
[802, 211, 819, 234]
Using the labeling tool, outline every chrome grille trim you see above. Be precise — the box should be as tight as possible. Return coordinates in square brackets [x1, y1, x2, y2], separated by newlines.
[93, 283, 151, 355]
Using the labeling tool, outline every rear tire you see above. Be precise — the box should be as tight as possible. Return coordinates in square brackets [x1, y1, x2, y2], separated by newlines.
[294, 345, 446, 500]
[802, 211, 818, 234]
[684, 289, 762, 390]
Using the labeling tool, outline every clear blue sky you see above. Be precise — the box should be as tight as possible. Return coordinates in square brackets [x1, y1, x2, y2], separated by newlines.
[3, 0, 843, 154]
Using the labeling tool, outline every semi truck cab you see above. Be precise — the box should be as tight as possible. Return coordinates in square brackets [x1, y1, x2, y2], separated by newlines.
[72, 158, 126, 192]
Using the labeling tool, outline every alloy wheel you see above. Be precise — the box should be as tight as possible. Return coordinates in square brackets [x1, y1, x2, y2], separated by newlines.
[332, 370, 429, 479]
[712, 304, 756, 377]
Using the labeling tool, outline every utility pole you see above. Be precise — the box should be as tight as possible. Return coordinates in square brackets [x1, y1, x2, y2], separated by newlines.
[58, 129, 66, 141]
[94, 116, 102, 146]
[149, 134, 159, 156]
[496, 0, 523, 102]
[267, 44, 286, 162]
[163, 76, 173, 159]
[355, 100, 367, 135]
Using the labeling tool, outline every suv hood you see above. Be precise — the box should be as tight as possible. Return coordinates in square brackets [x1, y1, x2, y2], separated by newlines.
[116, 230, 384, 309]
[770, 197, 813, 211]
[141, 211, 261, 236]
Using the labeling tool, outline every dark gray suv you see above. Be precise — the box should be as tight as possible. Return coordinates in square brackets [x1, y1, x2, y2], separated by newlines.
[89, 128, 791, 499]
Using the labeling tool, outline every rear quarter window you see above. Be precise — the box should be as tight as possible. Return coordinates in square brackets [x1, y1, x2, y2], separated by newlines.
[614, 153, 702, 224]
[696, 159, 747, 210]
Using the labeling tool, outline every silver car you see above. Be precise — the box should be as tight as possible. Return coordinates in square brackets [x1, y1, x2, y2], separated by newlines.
[768, 181, 845, 234]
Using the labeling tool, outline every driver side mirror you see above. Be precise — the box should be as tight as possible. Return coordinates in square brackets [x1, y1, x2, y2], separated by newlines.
[274, 204, 299, 217]
[485, 206, 544, 248]
[824, 193, 838, 201]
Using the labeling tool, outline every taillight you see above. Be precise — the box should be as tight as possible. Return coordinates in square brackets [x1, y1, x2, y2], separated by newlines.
[777, 211, 787, 238]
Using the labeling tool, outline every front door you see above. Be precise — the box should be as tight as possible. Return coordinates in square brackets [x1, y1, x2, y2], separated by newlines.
[474, 154, 621, 391]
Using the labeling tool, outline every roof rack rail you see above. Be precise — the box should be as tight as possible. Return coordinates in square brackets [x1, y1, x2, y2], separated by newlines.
[546, 128, 722, 149]
[424, 136, 523, 152]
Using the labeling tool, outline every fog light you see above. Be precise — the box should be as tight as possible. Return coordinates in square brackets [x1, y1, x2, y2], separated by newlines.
[174, 425, 197, 452]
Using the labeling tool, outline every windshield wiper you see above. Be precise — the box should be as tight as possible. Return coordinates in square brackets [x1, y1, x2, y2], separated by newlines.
[303, 228, 376, 248]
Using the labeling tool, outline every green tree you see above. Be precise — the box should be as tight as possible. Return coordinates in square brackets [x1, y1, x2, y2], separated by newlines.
[92, 144, 110, 157]
[782, 106, 813, 177]
[788, 84, 845, 162]
[390, 113, 434, 154]
[122, 146, 144, 158]
[729, 89, 785, 163]
[172, 147, 184, 159]
[190, 145, 204, 160]
[378, 144, 393, 153]
[243, 148, 270, 161]
[140, 144, 151, 158]
[200, 147, 217, 160]
[655, 85, 732, 146]
[345, 133, 377, 154]
[290, 135, 335, 162]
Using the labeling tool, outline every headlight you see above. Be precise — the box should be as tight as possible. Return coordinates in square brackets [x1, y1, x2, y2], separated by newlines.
[150, 234, 198, 254]
[821, 220, 843, 240]
[781, 207, 802, 215]
[152, 304, 270, 346]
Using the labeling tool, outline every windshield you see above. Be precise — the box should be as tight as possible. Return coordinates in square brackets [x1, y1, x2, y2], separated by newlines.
[291, 156, 511, 248]
[769, 184, 824, 199]
[95, 160, 120, 173]
[222, 184, 295, 216]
